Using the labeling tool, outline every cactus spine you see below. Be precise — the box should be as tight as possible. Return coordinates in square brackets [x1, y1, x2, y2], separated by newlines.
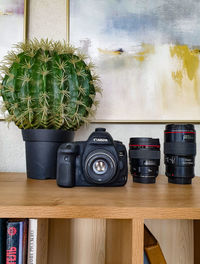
[0, 39, 101, 130]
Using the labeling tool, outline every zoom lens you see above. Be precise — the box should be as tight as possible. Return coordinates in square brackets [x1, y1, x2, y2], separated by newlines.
[84, 150, 117, 184]
[129, 138, 160, 183]
[164, 124, 196, 184]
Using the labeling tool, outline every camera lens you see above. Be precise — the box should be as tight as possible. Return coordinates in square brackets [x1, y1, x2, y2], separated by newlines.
[84, 150, 117, 184]
[164, 124, 196, 184]
[129, 138, 160, 183]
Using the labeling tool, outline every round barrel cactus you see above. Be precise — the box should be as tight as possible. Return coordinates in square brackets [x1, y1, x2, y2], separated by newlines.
[0, 39, 101, 130]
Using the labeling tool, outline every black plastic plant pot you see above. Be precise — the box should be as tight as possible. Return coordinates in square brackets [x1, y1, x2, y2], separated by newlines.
[22, 129, 74, 180]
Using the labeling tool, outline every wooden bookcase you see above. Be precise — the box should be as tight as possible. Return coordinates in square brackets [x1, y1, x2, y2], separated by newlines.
[1, 172, 200, 263]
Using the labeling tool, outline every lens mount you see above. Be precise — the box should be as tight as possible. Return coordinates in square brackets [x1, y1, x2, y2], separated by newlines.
[133, 175, 156, 184]
[84, 150, 117, 184]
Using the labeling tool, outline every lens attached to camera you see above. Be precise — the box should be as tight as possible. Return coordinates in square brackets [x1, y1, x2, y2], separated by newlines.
[129, 138, 160, 184]
[164, 124, 196, 184]
[84, 150, 117, 184]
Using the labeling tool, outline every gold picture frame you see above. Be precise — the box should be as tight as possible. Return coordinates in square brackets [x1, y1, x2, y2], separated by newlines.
[24, 0, 28, 42]
[66, 0, 70, 44]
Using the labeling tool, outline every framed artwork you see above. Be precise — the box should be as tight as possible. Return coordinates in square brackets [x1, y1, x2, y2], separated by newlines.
[0, 0, 27, 119]
[69, 0, 200, 122]
[0, 0, 27, 62]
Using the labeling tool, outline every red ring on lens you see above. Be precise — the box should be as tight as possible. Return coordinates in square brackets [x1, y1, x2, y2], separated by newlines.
[165, 131, 195, 134]
[129, 144, 160, 148]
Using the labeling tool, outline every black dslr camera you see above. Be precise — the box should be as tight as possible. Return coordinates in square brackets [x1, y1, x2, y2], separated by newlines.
[57, 128, 128, 187]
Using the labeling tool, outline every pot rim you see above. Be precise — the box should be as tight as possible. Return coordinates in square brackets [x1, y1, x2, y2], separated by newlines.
[22, 129, 74, 142]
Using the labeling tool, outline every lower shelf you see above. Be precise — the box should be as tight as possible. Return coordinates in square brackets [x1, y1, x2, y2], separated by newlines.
[3, 218, 196, 264]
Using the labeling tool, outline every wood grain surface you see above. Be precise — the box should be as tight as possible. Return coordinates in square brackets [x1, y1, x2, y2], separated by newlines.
[70, 219, 106, 264]
[48, 219, 71, 264]
[47, 219, 195, 264]
[132, 219, 144, 264]
[37, 219, 49, 264]
[1, 173, 200, 219]
[145, 219, 194, 264]
[106, 219, 133, 264]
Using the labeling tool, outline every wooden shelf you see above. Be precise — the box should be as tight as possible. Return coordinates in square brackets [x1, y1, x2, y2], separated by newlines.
[0, 172, 199, 263]
[0, 172, 200, 219]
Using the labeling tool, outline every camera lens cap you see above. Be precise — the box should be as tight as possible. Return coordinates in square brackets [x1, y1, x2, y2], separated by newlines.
[95, 128, 106, 132]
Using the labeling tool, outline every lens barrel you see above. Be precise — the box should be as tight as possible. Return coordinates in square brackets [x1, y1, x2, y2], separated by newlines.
[129, 138, 160, 183]
[164, 124, 196, 184]
[84, 150, 117, 185]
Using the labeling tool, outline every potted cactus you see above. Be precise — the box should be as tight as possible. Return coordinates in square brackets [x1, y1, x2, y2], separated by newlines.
[0, 39, 101, 179]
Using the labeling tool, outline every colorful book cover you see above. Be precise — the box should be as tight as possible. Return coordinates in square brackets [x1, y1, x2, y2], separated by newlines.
[0, 219, 7, 263]
[6, 220, 27, 264]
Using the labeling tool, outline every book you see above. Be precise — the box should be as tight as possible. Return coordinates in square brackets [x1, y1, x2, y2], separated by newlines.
[144, 225, 167, 264]
[6, 219, 28, 264]
[0, 219, 7, 263]
[28, 219, 37, 264]
[27, 219, 48, 264]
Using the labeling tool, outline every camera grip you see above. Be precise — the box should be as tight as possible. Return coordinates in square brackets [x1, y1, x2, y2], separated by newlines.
[57, 153, 76, 187]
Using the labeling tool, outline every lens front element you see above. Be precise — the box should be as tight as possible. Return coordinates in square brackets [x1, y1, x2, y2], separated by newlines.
[92, 160, 108, 175]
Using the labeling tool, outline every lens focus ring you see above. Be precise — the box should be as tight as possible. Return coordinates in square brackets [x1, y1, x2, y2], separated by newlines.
[130, 149, 160, 160]
[164, 142, 196, 156]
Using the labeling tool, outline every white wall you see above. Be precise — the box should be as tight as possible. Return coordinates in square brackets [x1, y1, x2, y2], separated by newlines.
[1, 121, 200, 177]
[0, 0, 199, 178]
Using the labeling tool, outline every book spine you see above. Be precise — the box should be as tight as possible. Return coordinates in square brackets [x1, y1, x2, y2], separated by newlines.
[22, 220, 28, 264]
[18, 222, 23, 264]
[6, 221, 23, 264]
[27, 219, 38, 264]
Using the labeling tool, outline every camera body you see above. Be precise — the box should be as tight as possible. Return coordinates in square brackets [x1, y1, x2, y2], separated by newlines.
[57, 128, 128, 187]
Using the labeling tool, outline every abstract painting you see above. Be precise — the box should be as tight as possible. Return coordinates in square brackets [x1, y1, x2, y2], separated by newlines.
[70, 0, 200, 121]
[0, 0, 25, 62]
